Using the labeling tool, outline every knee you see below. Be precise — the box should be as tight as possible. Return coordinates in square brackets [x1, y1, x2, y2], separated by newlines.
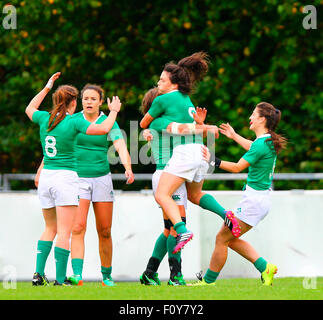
[187, 192, 201, 205]
[215, 232, 228, 246]
[97, 227, 112, 239]
[72, 223, 87, 236]
[154, 190, 171, 206]
[44, 226, 57, 239]
[154, 192, 164, 206]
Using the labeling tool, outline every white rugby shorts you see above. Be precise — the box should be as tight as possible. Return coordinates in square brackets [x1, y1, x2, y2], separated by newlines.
[78, 173, 114, 202]
[152, 169, 187, 208]
[38, 169, 79, 208]
[163, 143, 209, 183]
[234, 185, 271, 227]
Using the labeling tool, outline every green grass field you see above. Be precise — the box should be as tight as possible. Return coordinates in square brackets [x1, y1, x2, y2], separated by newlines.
[1, 277, 322, 300]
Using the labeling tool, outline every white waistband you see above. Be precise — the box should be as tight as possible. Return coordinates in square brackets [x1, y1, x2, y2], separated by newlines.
[245, 184, 271, 194]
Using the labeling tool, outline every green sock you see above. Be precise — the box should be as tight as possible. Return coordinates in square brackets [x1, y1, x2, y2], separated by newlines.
[101, 266, 112, 280]
[35, 240, 53, 276]
[54, 246, 70, 284]
[254, 257, 267, 273]
[167, 235, 181, 262]
[71, 258, 84, 278]
[151, 233, 168, 261]
[204, 268, 219, 284]
[173, 221, 187, 234]
[199, 194, 226, 220]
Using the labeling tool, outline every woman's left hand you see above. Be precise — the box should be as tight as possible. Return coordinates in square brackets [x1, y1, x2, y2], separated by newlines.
[201, 145, 211, 163]
[143, 129, 153, 141]
[125, 169, 135, 184]
[193, 107, 207, 125]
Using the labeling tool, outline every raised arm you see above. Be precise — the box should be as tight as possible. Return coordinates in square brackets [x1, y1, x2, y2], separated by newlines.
[86, 96, 121, 135]
[25, 72, 61, 121]
[219, 123, 252, 151]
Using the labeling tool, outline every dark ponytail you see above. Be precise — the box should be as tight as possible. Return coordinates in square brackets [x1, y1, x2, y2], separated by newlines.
[164, 51, 210, 95]
[256, 102, 287, 154]
[48, 85, 78, 132]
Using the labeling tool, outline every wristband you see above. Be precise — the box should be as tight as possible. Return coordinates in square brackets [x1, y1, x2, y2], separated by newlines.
[171, 122, 196, 134]
[171, 122, 180, 134]
[45, 79, 54, 90]
[186, 123, 196, 134]
[208, 152, 221, 168]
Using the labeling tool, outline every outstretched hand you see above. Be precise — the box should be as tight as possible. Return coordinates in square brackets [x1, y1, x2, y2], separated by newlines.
[219, 123, 235, 139]
[46, 72, 61, 89]
[107, 96, 122, 113]
[193, 107, 207, 125]
[201, 145, 211, 163]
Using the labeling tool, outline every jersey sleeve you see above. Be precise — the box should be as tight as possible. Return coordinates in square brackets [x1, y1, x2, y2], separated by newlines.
[149, 118, 172, 133]
[32, 110, 48, 124]
[74, 117, 91, 134]
[242, 139, 264, 165]
[108, 121, 124, 141]
[148, 96, 165, 118]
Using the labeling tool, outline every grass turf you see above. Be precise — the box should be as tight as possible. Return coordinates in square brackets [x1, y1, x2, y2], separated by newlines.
[0, 277, 322, 300]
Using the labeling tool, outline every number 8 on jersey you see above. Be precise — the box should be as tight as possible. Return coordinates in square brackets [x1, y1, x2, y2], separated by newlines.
[45, 136, 57, 157]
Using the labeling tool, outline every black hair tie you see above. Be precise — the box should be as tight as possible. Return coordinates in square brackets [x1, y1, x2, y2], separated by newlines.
[275, 109, 279, 114]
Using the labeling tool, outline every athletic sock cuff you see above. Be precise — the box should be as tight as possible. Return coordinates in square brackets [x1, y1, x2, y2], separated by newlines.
[54, 246, 70, 256]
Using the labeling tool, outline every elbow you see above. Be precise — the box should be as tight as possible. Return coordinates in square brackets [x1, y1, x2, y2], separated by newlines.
[140, 120, 147, 129]
[225, 165, 241, 173]
[25, 106, 31, 114]
[233, 165, 243, 173]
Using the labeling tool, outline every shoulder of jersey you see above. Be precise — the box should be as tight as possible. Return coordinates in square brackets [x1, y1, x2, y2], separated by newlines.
[72, 111, 82, 118]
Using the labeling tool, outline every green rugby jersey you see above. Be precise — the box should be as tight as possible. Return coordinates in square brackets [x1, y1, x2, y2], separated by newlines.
[242, 134, 277, 190]
[148, 90, 203, 148]
[32, 110, 91, 171]
[149, 118, 173, 170]
[74, 111, 124, 178]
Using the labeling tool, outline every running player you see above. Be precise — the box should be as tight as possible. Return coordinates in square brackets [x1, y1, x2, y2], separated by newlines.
[193, 102, 287, 286]
[26, 73, 121, 286]
[140, 52, 241, 254]
[68, 84, 134, 287]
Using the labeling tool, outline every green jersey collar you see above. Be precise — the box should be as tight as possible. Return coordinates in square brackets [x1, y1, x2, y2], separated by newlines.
[255, 133, 271, 140]
[81, 110, 104, 123]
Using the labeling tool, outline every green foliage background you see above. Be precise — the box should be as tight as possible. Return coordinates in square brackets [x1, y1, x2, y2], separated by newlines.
[0, 0, 322, 190]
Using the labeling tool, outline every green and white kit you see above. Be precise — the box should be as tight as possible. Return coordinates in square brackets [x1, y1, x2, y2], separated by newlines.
[149, 117, 187, 207]
[32, 110, 91, 208]
[235, 134, 277, 226]
[148, 90, 208, 183]
[73, 111, 124, 202]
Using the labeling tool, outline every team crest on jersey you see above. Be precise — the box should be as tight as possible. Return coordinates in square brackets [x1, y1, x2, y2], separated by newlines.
[188, 107, 196, 119]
